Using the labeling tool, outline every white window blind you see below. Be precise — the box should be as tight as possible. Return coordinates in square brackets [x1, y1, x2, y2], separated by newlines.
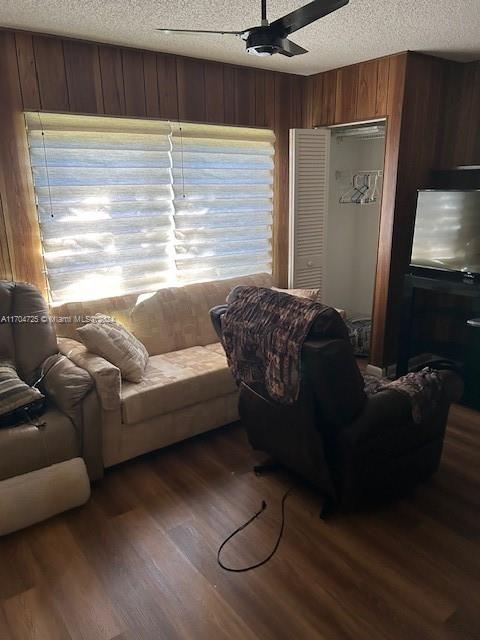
[171, 122, 274, 283]
[25, 112, 274, 304]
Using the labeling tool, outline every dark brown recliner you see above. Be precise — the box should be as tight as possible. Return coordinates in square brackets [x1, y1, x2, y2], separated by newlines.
[210, 304, 463, 513]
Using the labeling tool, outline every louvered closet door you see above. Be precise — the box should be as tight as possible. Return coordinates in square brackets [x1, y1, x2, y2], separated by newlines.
[288, 128, 330, 296]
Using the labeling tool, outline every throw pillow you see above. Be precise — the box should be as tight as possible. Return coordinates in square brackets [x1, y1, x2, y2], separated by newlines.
[228, 286, 322, 304]
[76, 314, 149, 383]
[0, 360, 45, 427]
[272, 286, 322, 301]
[272, 287, 347, 320]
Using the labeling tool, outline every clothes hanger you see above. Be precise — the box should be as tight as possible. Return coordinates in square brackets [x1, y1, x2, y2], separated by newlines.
[356, 174, 371, 204]
[362, 173, 379, 204]
[351, 174, 369, 204]
[339, 174, 368, 204]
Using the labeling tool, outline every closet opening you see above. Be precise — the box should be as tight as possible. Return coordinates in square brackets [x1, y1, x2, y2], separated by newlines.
[324, 120, 386, 356]
[288, 118, 386, 358]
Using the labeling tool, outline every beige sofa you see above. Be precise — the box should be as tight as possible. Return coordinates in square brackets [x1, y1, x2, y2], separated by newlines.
[56, 273, 272, 468]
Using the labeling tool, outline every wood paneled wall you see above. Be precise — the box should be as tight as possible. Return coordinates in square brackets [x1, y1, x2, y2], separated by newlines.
[304, 54, 393, 128]
[0, 32, 44, 291]
[438, 60, 480, 168]
[0, 29, 304, 295]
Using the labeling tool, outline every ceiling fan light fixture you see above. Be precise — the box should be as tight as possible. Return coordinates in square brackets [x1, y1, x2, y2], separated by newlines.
[247, 46, 273, 56]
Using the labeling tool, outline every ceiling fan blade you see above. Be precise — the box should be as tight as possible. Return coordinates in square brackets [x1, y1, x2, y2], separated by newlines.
[270, 0, 349, 36]
[278, 39, 308, 57]
[156, 28, 243, 35]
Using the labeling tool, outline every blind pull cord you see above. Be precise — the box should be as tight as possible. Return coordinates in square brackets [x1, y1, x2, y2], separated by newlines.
[179, 124, 186, 199]
[38, 111, 54, 219]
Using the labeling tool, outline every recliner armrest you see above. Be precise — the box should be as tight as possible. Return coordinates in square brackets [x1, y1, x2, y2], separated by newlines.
[40, 353, 93, 421]
[209, 304, 228, 341]
[341, 369, 463, 448]
[57, 337, 121, 411]
[39, 353, 103, 481]
[341, 389, 413, 447]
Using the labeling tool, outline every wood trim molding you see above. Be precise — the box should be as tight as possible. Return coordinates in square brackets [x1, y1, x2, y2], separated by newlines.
[0, 192, 13, 282]
[369, 54, 407, 366]
[0, 31, 46, 294]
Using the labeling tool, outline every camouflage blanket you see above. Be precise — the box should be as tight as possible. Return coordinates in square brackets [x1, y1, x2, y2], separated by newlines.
[363, 367, 444, 424]
[221, 286, 335, 404]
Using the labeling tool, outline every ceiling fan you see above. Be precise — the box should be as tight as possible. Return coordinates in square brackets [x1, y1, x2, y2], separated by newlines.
[156, 0, 349, 57]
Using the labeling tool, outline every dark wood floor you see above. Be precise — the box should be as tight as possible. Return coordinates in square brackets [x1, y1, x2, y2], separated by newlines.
[1, 403, 480, 640]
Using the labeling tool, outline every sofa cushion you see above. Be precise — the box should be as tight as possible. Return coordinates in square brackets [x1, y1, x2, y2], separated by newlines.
[53, 292, 138, 340]
[130, 273, 272, 356]
[121, 346, 237, 425]
[204, 342, 226, 357]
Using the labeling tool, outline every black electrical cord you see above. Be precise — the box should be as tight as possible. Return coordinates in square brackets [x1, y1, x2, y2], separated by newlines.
[217, 487, 293, 572]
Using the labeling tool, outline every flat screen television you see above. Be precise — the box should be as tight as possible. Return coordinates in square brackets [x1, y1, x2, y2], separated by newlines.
[410, 190, 480, 276]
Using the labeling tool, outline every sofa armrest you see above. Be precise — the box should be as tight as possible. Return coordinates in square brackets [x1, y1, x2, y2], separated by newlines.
[431, 369, 464, 404]
[57, 337, 121, 411]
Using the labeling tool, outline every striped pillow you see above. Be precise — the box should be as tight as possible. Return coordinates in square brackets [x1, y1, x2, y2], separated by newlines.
[0, 361, 45, 424]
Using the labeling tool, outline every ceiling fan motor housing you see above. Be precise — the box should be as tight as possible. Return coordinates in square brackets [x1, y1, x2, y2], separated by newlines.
[244, 27, 285, 56]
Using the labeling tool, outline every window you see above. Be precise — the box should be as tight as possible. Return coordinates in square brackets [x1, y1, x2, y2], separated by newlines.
[25, 112, 275, 304]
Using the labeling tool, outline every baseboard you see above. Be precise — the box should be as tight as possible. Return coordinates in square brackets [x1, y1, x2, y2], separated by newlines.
[365, 363, 385, 377]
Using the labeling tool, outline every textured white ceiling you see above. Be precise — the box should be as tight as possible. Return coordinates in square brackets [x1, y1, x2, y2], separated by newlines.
[1, 0, 479, 75]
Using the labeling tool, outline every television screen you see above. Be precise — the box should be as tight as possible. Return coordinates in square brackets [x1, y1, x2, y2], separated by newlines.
[411, 190, 480, 274]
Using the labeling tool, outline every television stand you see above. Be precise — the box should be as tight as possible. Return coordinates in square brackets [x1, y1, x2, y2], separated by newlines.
[396, 270, 480, 378]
